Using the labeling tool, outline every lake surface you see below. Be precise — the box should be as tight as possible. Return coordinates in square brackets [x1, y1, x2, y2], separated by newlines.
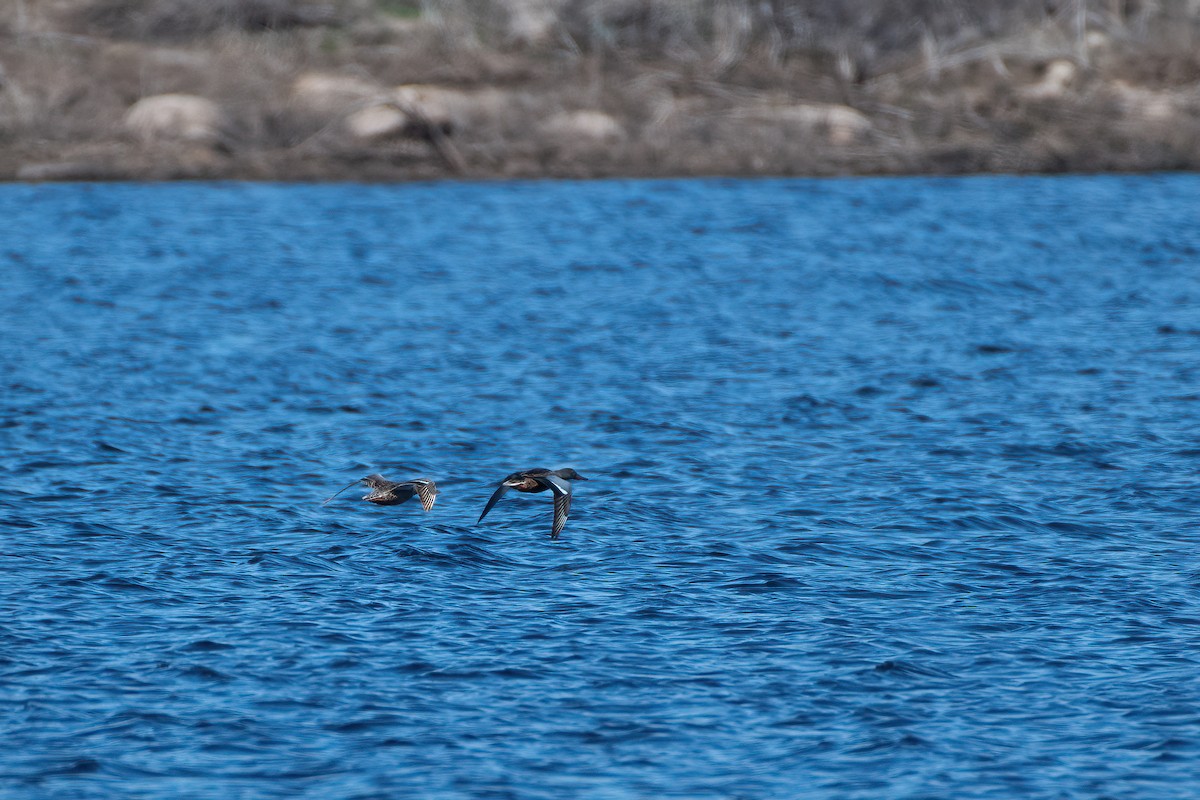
[3, 175, 1200, 798]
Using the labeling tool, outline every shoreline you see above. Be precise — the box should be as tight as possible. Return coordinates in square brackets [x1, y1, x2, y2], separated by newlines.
[3, 3, 1199, 183]
[5, 168, 1194, 188]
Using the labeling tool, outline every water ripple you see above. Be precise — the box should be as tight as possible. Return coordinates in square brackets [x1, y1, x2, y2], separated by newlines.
[2, 176, 1200, 799]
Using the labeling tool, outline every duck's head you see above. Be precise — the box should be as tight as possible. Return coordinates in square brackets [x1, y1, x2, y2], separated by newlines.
[556, 468, 588, 481]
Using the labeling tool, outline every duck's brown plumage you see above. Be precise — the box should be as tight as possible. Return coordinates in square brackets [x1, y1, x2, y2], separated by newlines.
[477, 468, 588, 538]
[323, 474, 438, 511]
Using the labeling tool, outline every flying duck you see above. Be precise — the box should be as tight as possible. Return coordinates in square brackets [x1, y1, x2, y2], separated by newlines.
[323, 474, 438, 511]
[477, 468, 588, 538]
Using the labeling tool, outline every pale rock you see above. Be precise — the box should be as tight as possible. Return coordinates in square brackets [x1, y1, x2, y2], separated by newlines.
[505, 0, 564, 44]
[391, 85, 463, 131]
[1112, 81, 1179, 123]
[291, 73, 385, 117]
[1021, 59, 1078, 100]
[1085, 30, 1110, 51]
[124, 94, 223, 144]
[740, 102, 871, 145]
[345, 104, 410, 141]
[541, 110, 625, 143]
[391, 85, 515, 132]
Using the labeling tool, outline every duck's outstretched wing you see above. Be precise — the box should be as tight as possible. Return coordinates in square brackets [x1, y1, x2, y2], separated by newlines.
[322, 477, 365, 506]
[412, 479, 438, 512]
[537, 475, 573, 538]
[362, 474, 391, 489]
[477, 483, 511, 524]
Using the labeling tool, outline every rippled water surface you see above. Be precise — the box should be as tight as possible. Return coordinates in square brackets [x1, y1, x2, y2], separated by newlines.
[3, 176, 1200, 798]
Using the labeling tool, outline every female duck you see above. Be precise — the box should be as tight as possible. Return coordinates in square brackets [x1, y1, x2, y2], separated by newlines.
[324, 474, 438, 511]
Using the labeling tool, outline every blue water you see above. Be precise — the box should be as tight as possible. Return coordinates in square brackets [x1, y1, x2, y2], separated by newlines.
[3, 175, 1200, 798]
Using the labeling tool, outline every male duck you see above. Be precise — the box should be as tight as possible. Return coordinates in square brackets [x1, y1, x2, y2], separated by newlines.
[477, 468, 588, 538]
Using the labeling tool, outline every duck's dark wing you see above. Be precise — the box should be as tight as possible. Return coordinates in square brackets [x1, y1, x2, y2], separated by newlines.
[477, 483, 511, 524]
[537, 475, 573, 538]
[323, 477, 366, 506]
[412, 479, 438, 512]
[551, 490, 571, 538]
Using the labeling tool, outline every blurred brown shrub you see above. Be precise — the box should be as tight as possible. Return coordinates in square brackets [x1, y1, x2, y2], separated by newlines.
[66, 0, 353, 40]
[0, 0, 1197, 179]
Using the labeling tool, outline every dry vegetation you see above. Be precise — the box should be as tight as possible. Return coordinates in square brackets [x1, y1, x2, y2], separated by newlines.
[0, 0, 1198, 180]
